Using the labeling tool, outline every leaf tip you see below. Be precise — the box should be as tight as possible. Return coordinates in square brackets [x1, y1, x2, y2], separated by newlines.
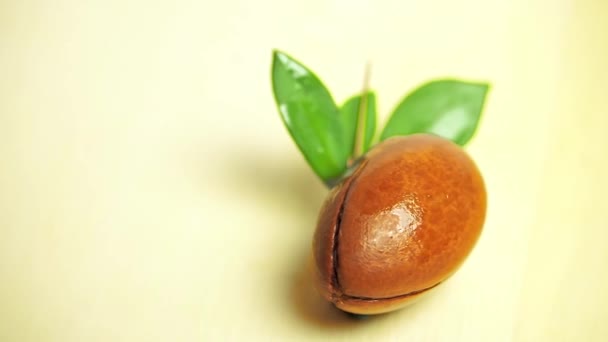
[271, 48, 282, 60]
[271, 49, 282, 68]
[475, 81, 491, 93]
[272, 49, 293, 66]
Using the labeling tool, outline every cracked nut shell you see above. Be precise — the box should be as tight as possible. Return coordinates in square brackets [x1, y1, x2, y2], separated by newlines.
[312, 134, 486, 315]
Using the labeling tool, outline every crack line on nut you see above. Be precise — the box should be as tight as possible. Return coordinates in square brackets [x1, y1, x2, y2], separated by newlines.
[339, 281, 442, 302]
[330, 161, 368, 299]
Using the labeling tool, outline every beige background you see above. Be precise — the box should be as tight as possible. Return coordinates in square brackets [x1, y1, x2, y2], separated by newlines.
[1, 0, 607, 341]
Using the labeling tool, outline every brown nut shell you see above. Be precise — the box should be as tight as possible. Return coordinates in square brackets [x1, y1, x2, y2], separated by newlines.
[312, 134, 486, 315]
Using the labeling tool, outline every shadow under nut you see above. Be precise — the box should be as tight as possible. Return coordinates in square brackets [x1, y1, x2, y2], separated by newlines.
[312, 134, 487, 315]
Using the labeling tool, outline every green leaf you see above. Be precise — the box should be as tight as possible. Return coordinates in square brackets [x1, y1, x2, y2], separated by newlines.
[340, 91, 377, 158]
[271, 50, 347, 183]
[380, 79, 489, 145]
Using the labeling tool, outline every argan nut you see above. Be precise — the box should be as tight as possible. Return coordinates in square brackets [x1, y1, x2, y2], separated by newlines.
[312, 134, 486, 315]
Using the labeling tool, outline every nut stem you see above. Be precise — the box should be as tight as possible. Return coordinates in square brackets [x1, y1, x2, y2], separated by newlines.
[352, 62, 372, 161]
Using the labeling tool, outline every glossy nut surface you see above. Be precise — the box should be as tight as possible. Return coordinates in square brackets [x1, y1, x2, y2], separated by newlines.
[312, 134, 486, 314]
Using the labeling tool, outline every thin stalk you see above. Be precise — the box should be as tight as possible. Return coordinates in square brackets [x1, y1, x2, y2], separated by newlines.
[352, 62, 372, 160]
[326, 63, 372, 190]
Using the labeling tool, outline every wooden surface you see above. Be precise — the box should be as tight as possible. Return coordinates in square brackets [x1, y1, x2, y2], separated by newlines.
[1, 0, 607, 341]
